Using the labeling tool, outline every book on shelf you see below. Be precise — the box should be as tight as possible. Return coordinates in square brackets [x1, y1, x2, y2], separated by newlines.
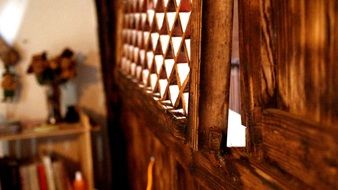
[0, 157, 21, 190]
[1, 155, 75, 190]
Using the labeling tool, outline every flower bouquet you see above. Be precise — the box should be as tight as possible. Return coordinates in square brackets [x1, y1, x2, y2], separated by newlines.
[27, 48, 76, 124]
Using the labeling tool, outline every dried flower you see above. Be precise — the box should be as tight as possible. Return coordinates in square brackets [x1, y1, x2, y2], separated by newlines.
[27, 48, 77, 85]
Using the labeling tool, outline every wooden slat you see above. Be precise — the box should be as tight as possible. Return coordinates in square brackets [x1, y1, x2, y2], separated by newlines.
[198, 0, 234, 151]
[188, 0, 203, 151]
[258, 109, 338, 189]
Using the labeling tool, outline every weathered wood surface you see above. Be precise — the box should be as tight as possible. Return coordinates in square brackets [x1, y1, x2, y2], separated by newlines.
[198, 0, 234, 151]
[239, 0, 338, 189]
[97, 0, 338, 189]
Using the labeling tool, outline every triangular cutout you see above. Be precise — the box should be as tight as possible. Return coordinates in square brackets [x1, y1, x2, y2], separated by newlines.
[175, 0, 181, 7]
[179, 12, 190, 32]
[150, 73, 158, 91]
[136, 65, 143, 79]
[140, 49, 146, 66]
[133, 47, 139, 62]
[160, 35, 170, 54]
[147, 9, 155, 26]
[155, 55, 164, 74]
[164, 0, 170, 8]
[147, 51, 154, 69]
[171, 37, 182, 57]
[164, 59, 175, 79]
[156, 13, 165, 30]
[142, 69, 150, 85]
[185, 39, 191, 61]
[166, 12, 177, 32]
[131, 62, 137, 76]
[176, 63, 190, 85]
[183, 92, 189, 114]
[169, 85, 180, 106]
[151, 33, 159, 51]
[153, 0, 158, 7]
[158, 79, 168, 98]
[137, 31, 143, 47]
[134, 13, 141, 29]
[143, 31, 150, 47]
[141, 13, 147, 28]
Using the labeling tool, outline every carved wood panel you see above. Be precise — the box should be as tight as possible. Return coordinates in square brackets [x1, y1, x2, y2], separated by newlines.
[120, 0, 192, 117]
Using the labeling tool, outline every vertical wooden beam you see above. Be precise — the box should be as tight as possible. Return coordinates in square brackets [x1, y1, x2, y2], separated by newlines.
[188, 0, 203, 151]
[198, 0, 234, 151]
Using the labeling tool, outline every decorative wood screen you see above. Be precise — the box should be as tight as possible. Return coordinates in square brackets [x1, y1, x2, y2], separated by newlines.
[120, 0, 192, 117]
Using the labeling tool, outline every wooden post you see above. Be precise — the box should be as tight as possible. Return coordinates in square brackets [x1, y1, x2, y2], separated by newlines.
[198, 0, 234, 151]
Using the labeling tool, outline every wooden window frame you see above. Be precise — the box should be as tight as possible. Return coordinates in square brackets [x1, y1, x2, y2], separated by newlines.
[114, 0, 235, 152]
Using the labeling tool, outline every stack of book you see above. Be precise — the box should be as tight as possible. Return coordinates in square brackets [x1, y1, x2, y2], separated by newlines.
[0, 155, 73, 190]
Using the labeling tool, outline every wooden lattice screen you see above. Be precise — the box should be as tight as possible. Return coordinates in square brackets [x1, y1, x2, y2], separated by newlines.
[120, 0, 192, 117]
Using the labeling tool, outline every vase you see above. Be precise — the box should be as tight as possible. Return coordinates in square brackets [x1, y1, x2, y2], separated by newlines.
[46, 83, 62, 124]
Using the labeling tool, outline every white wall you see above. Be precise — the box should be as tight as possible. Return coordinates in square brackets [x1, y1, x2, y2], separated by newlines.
[0, 0, 106, 122]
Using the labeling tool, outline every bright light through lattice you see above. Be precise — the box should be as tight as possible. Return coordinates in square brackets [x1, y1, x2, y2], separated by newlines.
[120, 0, 192, 116]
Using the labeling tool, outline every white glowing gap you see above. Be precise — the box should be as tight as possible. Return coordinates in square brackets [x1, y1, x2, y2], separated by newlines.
[136, 66, 142, 79]
[179, 12, 191, 32]
[147, 9, 155, 26]
[169, 85, 180, 106]
[153, 0, 158, 7]
[155, 55, 164, 74]
[185, 39, 191, 60]
[151, 33, 159, 51]
[176, 63, 190, 85]
[130, 62, 137, 76]
[164, 0, 170, 7]
[160, 35, 170, 54]
[156, 13, 165, 30]
[140, 50, 146, 65]
[150, 73, 158, 91]
[166, 12, 177, 32]
[175, 0, 181, 7]
[183, 93, 189, 114]
[128, 45, 134, 60]
[147, 51, 154, 69]
[159, 79, 168, 98]
[142, 69, 150, 85]
[133, 47, 139, 62]
[141, 13, 147, 27]
[172, 37, 182, 57]
[143, 31, 150, 46]
[164, 59, 175, 78]
[227, 110, 246, 147]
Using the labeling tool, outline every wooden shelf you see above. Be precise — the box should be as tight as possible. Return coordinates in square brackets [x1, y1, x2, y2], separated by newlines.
[0, 114, 95, 189]
[0, 123, 86, 141]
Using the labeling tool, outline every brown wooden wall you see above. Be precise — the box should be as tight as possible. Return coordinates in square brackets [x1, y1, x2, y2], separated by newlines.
[96, 0, 338, 189]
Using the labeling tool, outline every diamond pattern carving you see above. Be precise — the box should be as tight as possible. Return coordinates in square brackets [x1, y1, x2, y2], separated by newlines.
[120, 0, 192, 116]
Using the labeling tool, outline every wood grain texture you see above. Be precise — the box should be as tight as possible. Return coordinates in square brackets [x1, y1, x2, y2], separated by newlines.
[198, 0, 233, 151]
[96, 0, 338, 189]
[239, 0, 338, 189]
[188, 0, 203, 151]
